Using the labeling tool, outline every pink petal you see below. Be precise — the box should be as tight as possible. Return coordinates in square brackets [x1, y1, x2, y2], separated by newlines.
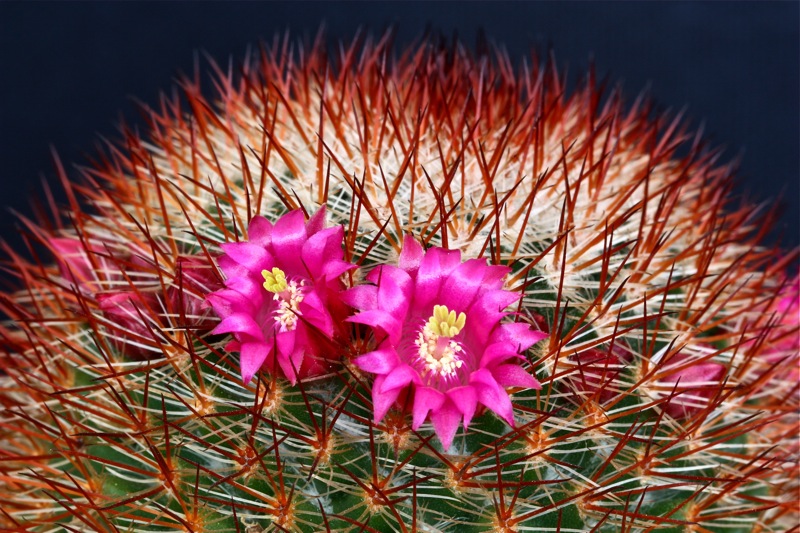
[447, 386, 478, 428]
[414, 247, 462, 309]
[376, 268, 412, 322]
[346, 310, 403, 345]
[277, 347, 304, 385]
[470, 368, 514, 426]
[306, 206, 326, 236]
[440, 259, 489, 312]
[298, 290, 334, 337]
[355, 348, 401, 375]
[491, 322, 549, 352]
[342, 285, 378, 311]
[492, 364, 541, 389]
[470, 289, 520, 319]
[412, 386, 445, 429]
[430, 401, 462, 450]
[480, 263, 513, 291]
[380, 364, 419, 393]
[372, 375, 402, 424]
[480, 341, 523, 369]
[661, 356, 726, 385]
[271, 210, 309, 270]
[219, 242, 272, 272]
[302, 225, 347, 280]
[51, 237, 93, 283]
[211, 313, 264, 341]
[398, 235, 424, 275]
[240, 342, 271, 383]
[247, 216, 274, 246]
[276, 330, 296, 360]
[224, 275, 266, 304]
[466, 289, 520, 344]
[216, 255, 249, 279]
[224, 339, 241, 352]
[207, 290, 255, 318]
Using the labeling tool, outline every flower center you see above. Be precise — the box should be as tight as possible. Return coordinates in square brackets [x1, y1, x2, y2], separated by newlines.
[262, 267, 304, 331]
[415, 305, 466, 379]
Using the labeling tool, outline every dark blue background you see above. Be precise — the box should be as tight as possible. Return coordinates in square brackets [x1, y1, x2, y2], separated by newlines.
[1, 2, 797, 256]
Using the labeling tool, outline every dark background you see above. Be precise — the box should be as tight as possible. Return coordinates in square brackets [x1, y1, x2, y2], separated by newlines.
[1, 2, 798, 259]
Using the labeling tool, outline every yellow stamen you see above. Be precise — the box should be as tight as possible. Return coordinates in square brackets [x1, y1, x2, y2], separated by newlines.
[426, 304, 466, 337]
[262, 267, 288, 294]
[416, 305, 467, 379]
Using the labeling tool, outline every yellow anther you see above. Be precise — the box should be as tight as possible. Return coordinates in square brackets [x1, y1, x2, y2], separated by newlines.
[427, 305, 466, 338]
[262, 267, 288, 294]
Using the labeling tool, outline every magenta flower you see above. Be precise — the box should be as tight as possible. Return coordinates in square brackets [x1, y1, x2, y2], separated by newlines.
[97, 291, 161, 357]
[655, 354, 726, 419]
[166, 255, 224, 329]
[345, 236, 546, 449]
[207, 208, 355, 385]
[568, 342, 631, 404]
[764, 276, 799, 379]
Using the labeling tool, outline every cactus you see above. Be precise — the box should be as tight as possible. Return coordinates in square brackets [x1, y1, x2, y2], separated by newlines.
[1, 33, 798, 532]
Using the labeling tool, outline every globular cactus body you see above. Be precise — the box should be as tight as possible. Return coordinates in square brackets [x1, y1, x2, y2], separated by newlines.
[0, 34, 798, 532]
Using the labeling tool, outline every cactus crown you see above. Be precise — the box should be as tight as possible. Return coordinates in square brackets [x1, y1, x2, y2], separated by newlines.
[0, 33, 798, 532]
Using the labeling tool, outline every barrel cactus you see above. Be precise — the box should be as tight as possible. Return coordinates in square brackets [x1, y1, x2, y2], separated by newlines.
[1, 34, 797, 532]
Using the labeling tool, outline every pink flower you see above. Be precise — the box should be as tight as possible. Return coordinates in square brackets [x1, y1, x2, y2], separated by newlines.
[567, 342, 631, 404]
[207, 208, 355, 385]
[345, 236, 547, 449]
[166, 255, 224, 329]
[763, 277, 799, 377]
[741, 275, 799, 383]
[50, 237, 117, 289]
[97, 291, 161, 357]
[655, 354, 726, 419]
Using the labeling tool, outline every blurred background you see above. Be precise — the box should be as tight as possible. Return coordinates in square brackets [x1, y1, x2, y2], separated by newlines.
[1, 2, 797, 259]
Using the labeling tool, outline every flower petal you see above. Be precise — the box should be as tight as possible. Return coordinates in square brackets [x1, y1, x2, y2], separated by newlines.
[470, 368, 515, 426]
[375, 268, 412, 322]
[206, 289, 255, 318]
[470, 289, 520, 318]
[447, 386, 478, 428]
[412, 386, 445, 429]
[271, 210, 308, 271]
[429, 400, 462, 450]
[342, 285, 378, 311]
[219, 242, 272, 272]
[380, 364, 419, 393]
[212, 313, 264, 341]
[247, 216, 273, 246]
[298, 289, 334, 337]
[414, 247, 461, 309]
[491, 322, 548, 353]
[492, 364, 541, 389]
[355, 348, 401, 375]
[274, 330, 302, 384]
[480, 341, 523, 369]
[372, 375, 402, 424]
[302, 225, 348, 280]
[440, 259, 491, 312]
[398, 234, 424, 275]
[346, 309, 403, 345]
[307, 205, 327, 235]
[240, 342, 271, 383]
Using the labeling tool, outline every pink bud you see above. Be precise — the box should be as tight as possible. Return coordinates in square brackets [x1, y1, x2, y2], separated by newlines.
[657, 354, 726, 419]
[96, 291, 161, 358]
[568, 342, 630, 403]
[167, 255, 223, 330]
